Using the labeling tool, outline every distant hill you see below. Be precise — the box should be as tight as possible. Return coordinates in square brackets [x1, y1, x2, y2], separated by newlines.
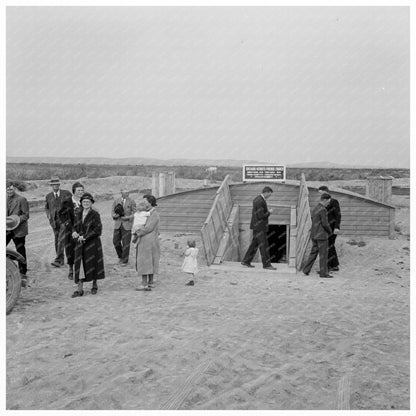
[5, 156, 405, 169]
[6, 156, 264, 167]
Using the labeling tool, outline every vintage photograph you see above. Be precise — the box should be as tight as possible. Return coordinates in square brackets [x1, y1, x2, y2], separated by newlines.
[4, 3, 412, 411]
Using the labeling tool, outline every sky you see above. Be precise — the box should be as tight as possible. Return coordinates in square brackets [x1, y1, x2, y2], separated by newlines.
[5, 5, 411, 167]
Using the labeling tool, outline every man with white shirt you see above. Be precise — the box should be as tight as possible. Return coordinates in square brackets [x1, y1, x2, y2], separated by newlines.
[111, 188, 136, 265]
[45, 176, 72, 268]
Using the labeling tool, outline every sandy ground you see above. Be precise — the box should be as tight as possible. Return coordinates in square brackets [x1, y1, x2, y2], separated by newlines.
[5, 192, 410, 410]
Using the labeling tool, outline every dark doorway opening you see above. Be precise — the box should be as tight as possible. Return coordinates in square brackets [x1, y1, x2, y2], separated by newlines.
[267, 225, 287, 263]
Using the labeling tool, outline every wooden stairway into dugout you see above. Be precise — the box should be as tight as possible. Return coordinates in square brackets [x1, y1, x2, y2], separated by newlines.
[200, 174, 312, 272]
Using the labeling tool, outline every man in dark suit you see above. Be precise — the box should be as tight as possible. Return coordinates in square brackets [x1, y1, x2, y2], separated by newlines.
[6, 182, 30, 281]
[302, 192, 333, 278]
[111, 188, 136, 265]
[45, 176, 72, 267]
[318, 186, 341, 271]
[241, 186, 276, 270]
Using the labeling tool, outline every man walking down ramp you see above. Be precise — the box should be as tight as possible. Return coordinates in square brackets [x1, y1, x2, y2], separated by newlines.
[241, 186, 276, 270]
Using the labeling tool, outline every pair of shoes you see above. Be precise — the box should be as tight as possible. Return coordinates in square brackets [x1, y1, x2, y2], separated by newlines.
[241, 262, 254, 268]
[91, 288, 97, 294]
[119, 262, 128, 267]
[263, 265, 277, 270]
[21, 277, 28, 288]
[71, 290, 84, 298]
[302, 271, 310, 276]
[185, 280, 195, 286]
[329, 266, 339, 272]
[51, 261, 61, 268]
[320, 274, 334, 278]
[135, 287, 151, 291]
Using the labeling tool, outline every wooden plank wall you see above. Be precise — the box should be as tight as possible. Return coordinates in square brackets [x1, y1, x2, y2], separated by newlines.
[307, 189, 394, 238]
[157, 187, 218, 233]
[156, 180, 395, 239]
[296, 174, 312, 270]
[200, 176, 233, 265]
[215, 204, 240, 263]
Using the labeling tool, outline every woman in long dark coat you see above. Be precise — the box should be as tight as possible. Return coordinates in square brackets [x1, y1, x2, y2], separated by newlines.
[71, 192, 105, 297]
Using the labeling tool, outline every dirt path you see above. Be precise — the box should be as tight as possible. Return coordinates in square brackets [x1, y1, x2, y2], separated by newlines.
[6, 198, 410, 410]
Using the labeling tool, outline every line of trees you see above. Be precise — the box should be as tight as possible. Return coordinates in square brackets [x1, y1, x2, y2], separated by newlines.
[6, 162, 410, 184]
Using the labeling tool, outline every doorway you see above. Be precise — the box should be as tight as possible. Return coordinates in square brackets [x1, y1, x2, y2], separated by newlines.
[267, 225, 287, 263]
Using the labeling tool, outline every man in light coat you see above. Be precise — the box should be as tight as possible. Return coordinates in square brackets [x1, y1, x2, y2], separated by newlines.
[111, 188, 136, 265]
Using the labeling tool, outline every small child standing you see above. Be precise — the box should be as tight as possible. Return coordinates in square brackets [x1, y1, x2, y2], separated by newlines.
[181, 240, 199, 286]
[132, 201, 150, 245]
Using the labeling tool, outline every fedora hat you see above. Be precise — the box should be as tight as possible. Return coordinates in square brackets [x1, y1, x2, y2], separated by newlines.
[49, 176, 61, 185]
[6, 215, 21, 231]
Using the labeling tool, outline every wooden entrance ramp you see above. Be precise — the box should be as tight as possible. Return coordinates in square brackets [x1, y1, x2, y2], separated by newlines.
[200, 174, 312, 272]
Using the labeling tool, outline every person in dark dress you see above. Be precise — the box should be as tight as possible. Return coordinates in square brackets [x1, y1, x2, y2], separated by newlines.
[71, 193, 105, 297]
[318, 186, 341, 271]
[58, 182, 84, 279]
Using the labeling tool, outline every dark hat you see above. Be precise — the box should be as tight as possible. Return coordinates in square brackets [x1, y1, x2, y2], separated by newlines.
[49, 176, 61, 185]
[6, 215, 21, 231]
[80, 192, 95, 203]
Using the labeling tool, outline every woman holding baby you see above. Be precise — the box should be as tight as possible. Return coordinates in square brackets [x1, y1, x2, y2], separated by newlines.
[132, 194, 160, 291]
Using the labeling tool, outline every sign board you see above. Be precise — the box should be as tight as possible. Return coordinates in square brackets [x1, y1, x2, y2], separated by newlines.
[243, 165, 286, 182]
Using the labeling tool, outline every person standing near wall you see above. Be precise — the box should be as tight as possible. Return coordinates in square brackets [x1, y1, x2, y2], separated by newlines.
[241, 186, 276, 270]
[302, 192, 333, 278]
[45, 177, 72, 268]
[111, 188, 136, 266]
[318, 186, 341, 272]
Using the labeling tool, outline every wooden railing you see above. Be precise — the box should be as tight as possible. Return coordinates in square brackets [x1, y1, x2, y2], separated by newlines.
[200, 175, 233, 265]
[296, 173, 312, 270]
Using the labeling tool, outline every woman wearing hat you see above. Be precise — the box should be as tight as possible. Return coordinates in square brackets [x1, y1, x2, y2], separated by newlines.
[71, 193, 105, 297]
[134, 194, 160, 291]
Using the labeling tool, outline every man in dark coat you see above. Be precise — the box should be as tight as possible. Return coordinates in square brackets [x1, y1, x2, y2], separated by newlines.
[302, 193, 333, 278]
[318, 185, 341, 271]
[241, 186, 276, 270]
[45, 176, 72, 267]
[111, 188, 136, 265]
[6, 182, 29, 280]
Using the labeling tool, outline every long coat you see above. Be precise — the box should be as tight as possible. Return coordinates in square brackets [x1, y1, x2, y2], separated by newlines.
[7, 193, 30, 238]
[135, 209, 160, 275]
[73, 208, 105, 283]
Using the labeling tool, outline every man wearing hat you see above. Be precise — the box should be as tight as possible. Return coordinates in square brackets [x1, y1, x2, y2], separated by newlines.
[6, 182, 30, 279]
[45, 177, 72, 267]
[111, 188, 136, 265]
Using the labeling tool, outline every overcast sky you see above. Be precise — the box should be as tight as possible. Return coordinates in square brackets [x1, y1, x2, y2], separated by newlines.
[6, 6, 410, 167]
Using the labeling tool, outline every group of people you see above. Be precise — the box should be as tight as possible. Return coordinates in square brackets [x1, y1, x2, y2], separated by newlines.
[7, 179, 341, 299]
[241, 185, 341, 278]
[6, 177, 165, 297]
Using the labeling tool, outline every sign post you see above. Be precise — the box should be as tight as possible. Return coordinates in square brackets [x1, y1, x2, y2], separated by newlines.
[243, 165, 286, 182]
